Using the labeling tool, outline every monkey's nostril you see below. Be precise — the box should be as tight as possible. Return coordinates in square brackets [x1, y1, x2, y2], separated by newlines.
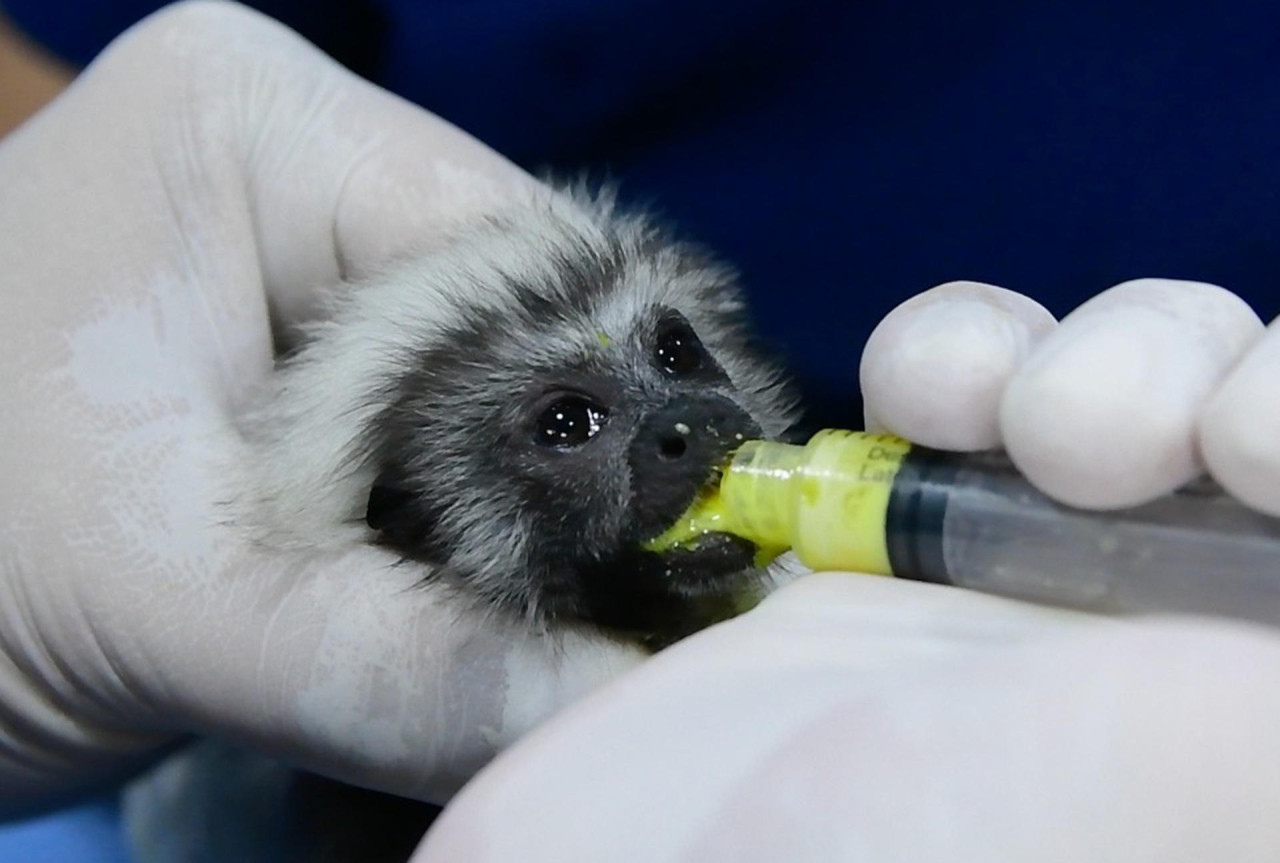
[659, 434, 688, 460]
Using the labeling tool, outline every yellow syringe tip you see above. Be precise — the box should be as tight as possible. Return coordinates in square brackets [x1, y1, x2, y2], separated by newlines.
[644, 431, 912, 575]
[753, 430, 908, 575]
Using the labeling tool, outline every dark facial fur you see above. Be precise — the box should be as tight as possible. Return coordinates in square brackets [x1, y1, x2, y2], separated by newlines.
[243, 186, 797, 641]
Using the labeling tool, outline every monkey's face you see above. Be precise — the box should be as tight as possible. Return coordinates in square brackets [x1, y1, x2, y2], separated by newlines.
[354, 197, 796, 637]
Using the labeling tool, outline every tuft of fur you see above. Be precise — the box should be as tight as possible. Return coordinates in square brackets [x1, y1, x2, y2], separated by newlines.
[236, 184, 798, 635]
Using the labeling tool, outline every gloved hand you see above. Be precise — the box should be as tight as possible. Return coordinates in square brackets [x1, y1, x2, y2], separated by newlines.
[0, 1, 643, 817]
[862, 278, 1268, 509]
[418, 278, 1280, 862]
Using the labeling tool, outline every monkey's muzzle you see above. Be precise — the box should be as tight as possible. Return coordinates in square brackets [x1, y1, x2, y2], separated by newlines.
[627, 394, 761, 543]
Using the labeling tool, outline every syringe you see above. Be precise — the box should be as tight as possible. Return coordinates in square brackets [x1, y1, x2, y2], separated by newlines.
[646, 430, 1280, 625]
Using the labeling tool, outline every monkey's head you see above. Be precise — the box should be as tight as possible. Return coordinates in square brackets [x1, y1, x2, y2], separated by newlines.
[254, 189, 797, 641]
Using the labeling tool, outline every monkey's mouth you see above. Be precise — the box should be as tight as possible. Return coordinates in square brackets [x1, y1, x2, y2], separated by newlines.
[640, 467, 729, 548]
[641, 486, 779, 581]
[580, 484, 761, 641]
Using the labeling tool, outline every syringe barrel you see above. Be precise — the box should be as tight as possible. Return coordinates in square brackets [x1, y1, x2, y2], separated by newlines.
[891, 449, 1280, 624]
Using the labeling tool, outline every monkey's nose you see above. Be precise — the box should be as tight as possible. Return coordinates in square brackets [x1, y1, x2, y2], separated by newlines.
[657, 423, 692, 460]
[629, 395, 760, 538]
[646, 396, 758, 461]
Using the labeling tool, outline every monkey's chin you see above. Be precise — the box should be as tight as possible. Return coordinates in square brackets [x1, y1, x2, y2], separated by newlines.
[647, 532, 762, 593]
[576, 532, 764, 647]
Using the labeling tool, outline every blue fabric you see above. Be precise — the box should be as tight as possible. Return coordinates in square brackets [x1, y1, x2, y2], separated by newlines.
[0, 796, 132, 862]
[6, 2, 1280, 856]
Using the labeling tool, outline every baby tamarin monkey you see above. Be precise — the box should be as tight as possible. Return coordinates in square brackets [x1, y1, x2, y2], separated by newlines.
[127, 185, 800, 863]
[240, 183, 798, 642]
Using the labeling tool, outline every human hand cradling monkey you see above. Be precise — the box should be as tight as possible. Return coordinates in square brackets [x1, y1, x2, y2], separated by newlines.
[0, 1, 646, 817]
[417, 278, 1280, 862]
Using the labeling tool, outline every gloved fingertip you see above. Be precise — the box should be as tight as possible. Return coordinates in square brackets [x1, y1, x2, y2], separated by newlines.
[998, 323, 1205, 509]
[860, 281, 1055, 450]
[1200, 350, 1280, 518]
[1000, 279, 1263, 509]
[1001, 378, 1199, 509]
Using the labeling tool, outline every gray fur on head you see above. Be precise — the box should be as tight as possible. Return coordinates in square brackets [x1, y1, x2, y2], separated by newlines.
[236, 184, 798, 638]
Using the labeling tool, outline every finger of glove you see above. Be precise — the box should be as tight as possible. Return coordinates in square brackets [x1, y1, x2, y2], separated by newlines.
[1200, 317, 1280, 517]
[418, 583, 1280, 863]
[22, 2, 538, 330]
[115, 542, 644, 804]
[188, 5, 541, 322]
[1000, 279, 1262, 509]
[861, 282, 1056, 450]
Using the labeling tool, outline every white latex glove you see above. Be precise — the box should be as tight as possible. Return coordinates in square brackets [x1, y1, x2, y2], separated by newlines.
[417, 278, 1280, 862]
[0, 0, 643, 818]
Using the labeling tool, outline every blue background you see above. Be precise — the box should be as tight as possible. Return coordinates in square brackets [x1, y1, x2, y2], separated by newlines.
[0, 796, 131, 862]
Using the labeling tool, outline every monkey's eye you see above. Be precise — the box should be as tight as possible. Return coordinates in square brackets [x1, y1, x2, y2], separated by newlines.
[655, 320, 705, 377]
[534, 396, 608, 448]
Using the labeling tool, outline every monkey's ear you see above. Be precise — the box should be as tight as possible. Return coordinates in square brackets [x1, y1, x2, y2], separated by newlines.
[366, 468, 450, 565]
